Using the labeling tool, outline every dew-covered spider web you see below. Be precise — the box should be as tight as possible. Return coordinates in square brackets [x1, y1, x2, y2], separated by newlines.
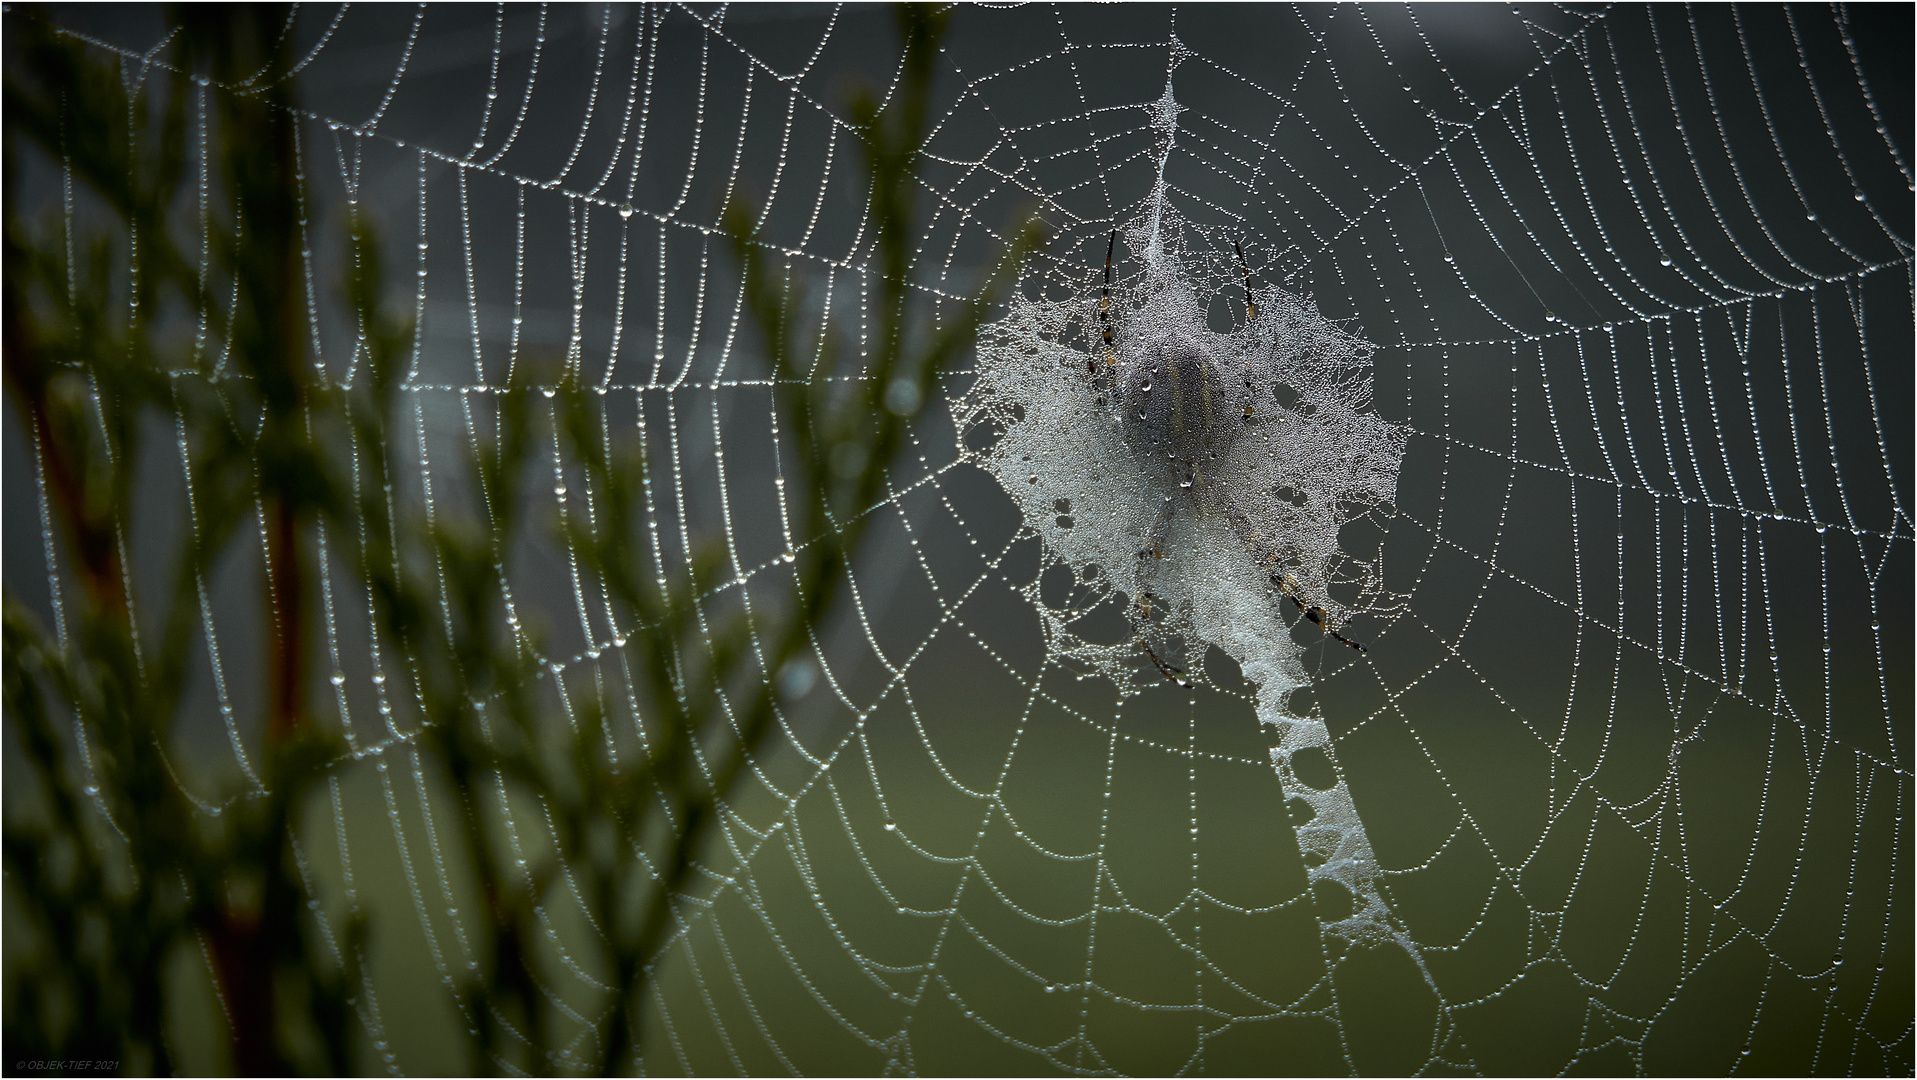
[12, 4, 1912, 1075]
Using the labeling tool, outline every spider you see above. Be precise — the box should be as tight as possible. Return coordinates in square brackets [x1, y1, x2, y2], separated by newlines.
[1092, 229, 1370, 678]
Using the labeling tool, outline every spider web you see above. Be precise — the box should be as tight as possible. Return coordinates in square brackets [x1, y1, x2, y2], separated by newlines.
[11, 4, 1912, 1075]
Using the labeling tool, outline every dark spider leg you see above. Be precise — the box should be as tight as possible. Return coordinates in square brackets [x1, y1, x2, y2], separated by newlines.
[1130, 500, 1187, 687]
[1143, 640, 1189, 686]
[1137, 491, 1179, 565]
[1220, 500, 1362, 651]
[1234, 239, 1256, 323]
[1328, 628, 1368, 653]
[1280, 573, 1369, 654]
[1220, 499, 1278, 564]
[1132, 593, 1189, 687]
[1233, 242, 1261, 417]
[1296, 600, 1367, 652]
[1100, 230, 1117, 366]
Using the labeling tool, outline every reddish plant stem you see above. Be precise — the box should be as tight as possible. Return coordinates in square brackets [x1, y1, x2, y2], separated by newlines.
[1, 306, 126, 614]
[208, 909, 274, 1076]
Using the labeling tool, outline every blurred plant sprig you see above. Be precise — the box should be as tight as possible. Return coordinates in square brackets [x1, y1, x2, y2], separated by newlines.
[3, 3, 1038, 1075]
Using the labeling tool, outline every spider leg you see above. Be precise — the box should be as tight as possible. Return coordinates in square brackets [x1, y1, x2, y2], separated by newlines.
[1305, 603, 1367, 652]
[1221, 498, 1281, 566]
[1234, 239, 1256, 323]
[1129, 583, 1188, 687]
[1328, 627, 1368, 653]
[1274, 568, 1370, 653]
[1100, 230, 1117, 365]
[1143, 641, 1189, 687]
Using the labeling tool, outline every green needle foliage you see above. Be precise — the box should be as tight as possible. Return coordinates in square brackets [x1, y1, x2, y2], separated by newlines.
[3, 3, 1039, 1074]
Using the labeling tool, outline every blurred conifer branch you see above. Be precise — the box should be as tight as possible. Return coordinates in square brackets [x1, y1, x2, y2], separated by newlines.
[3, 3, 1038, 1074]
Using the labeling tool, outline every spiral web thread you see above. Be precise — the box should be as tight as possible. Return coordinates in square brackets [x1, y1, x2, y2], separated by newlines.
[23, 5, 1912, 1075]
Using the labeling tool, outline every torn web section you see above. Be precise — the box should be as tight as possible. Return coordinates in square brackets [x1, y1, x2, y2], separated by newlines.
[958, 294, 1166, 687]
[1211, 285, 1409, 624]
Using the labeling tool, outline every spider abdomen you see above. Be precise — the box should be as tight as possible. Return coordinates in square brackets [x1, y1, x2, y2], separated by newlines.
[1116, 350, 1242, 472]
